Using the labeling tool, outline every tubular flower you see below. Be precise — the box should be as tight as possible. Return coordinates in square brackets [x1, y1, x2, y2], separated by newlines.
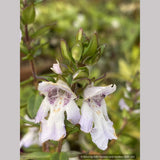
[50, 60, 62, 75]
[79, 84, 117, 150]
[35, 80, 80, 143]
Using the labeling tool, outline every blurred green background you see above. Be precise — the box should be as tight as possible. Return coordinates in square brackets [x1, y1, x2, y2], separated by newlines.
[20, 0, 140, 159]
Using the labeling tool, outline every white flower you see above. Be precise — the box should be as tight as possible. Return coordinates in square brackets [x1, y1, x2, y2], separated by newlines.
[133, 109, 140, 114]
[126, 83, 131, 92]
[79, 84, 117, 150]
[20, 127, 41, 148]
[111, 19, 120, 29]
[73, 14, 85, 28]
[50, 60, 62, 75]
[119, 98, 130, 111]
[119, 98, 140, 114]
[35, 80, 80, 143]
[20, 115, 41, 148]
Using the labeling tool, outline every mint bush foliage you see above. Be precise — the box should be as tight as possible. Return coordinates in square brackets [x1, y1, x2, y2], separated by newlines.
[20, 0, 140, 159]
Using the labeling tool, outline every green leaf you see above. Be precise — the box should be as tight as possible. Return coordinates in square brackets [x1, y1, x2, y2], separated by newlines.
[20, 44, 29, 55]
[82, 33, 98, 59]
[66, 74, 73, 86]
[59, 152, 69, 160]
[65, 120, 80, 135]
[30, 23, 56, 39]
[32, 42, 48, 57]
[21, 152, 52, 160]
[22, 54, 33, 61]
[65, 120, 75, 128]
[52, 152, 59, 160]
[85, 44, 106, 65]
[34, 0, 44, 5]
[21, 152, 69, 160]
[20, 85, 34, 106]
[73, 67, 89, 80]
[68, 126, 80, 134]
[21, 3, 36, 25]
[27, 92, 43, 119]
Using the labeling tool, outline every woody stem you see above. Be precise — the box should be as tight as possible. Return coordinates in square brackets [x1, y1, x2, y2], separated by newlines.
[29, 60, 38, 89]
[24, 23, 38, 88]
[57, 139, 63, 153]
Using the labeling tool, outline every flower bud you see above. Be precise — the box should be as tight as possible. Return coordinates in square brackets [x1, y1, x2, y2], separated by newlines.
[76, 28, 83, 41]
[60, 40, 72, 62]
[82, 33, 98, 59]
[71, 41, 83, 62]
[85, 44, 106, 65]
[50, 60, 62, 75]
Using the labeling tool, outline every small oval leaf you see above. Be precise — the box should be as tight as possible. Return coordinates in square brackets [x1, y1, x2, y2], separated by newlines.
[21, 4, 36, 25]
[27, 92, 43, 119]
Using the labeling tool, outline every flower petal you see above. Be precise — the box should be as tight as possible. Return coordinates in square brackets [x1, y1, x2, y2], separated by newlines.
[84, 84, 116, 100]
[103, 84, 116, 96]
[101, 99, 110, 121]
[38, 80, 76, 99]
[38, 81, 56, 96]
[133, 109, 140, 114]
[39, 108, 66, 142]
[56, 80, 77, 99]
[90, 111, 117, 150]
[79, 102, 93, 133]
[119, 98, 130, 111]
[102, 119, 117, 140]
[35, 97, 50, 123]
[20, 127, 40, 148]
[90, 113, 109, 150]
[65, 100, 80, 124]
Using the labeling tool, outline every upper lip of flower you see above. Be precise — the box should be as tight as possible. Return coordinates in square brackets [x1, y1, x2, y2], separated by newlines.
[38, 80, 77, 100]
[84, 84, 116, 100]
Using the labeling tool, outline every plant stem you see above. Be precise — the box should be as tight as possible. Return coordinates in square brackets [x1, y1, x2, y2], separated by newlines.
[20, 77, 33, 86]
[24, 25, 30, 43]
[94, 72, 107, 82]
[42, 141, 50, 152]
[29, 60, 38, 89]
[24, 22, 39, 89]
[57, 139, 63, 153]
